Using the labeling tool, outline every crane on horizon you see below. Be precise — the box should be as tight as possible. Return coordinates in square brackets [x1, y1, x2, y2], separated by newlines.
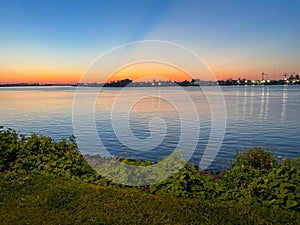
[282, 72, 294, 80]
[282, 73, 288, 79]
[261, 72, 268, 80]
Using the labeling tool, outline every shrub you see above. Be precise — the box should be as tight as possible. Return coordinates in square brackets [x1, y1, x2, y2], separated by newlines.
[0, 126, 96, 181]
[232, 147, 275, 171]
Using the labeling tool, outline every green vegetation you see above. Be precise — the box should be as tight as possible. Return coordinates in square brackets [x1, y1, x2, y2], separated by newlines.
[0, 126, 300, 224]
[1, 175, 300, 225]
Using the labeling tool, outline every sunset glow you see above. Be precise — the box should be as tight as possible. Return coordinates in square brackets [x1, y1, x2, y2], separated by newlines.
[108, 62, 192, 83]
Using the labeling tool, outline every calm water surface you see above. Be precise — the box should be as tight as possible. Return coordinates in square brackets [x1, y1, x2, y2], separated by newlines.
[0, 85, 299, 170]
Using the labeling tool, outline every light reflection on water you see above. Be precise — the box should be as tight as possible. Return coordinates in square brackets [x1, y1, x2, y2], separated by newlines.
[0, 85, 300, 170]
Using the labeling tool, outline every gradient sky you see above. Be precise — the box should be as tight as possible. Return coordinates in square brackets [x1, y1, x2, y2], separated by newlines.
[0, 0, 299, 83]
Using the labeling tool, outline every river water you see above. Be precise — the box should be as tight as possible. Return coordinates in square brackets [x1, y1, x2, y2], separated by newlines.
[0, 85, 299, 170]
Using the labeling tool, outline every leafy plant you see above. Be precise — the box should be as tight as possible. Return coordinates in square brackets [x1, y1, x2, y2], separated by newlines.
[232, 147, 275, 171]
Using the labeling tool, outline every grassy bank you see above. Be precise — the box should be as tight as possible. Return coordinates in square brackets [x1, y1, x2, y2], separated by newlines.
[0, 126, 300, 224]
[1, 175, 300, 225]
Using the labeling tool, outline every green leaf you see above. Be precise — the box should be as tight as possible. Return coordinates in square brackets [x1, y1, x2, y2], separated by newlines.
[286, 200, 298, 209]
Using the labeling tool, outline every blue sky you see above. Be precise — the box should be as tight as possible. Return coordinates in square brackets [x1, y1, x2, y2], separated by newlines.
[0, 0, 299, 82]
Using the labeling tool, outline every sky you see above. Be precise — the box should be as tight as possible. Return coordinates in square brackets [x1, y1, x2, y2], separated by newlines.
[0, 0, 300, 83]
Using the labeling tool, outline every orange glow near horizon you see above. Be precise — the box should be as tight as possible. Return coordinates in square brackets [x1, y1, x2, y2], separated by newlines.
[0, 67, 83, 84]
[107, 62, 193, 83]
[1, 61, 279, 84]
[0, 62, 194, 84]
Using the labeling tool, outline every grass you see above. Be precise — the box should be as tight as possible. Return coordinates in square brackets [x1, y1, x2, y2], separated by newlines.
[1, 175, 300, 225]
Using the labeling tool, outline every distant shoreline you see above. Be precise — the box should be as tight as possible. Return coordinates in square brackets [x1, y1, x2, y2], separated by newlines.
[1, 80, 300, 88]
